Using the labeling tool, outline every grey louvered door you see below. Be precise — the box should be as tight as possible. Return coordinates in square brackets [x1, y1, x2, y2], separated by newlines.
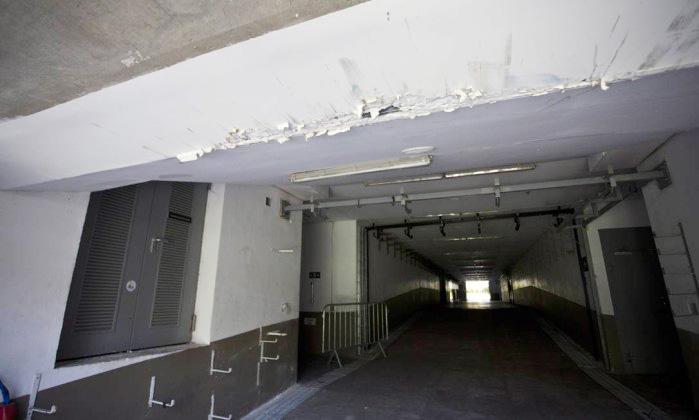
[58, 182, 207, 360]
[130, 182, 208, 349]
[57, 184, 155, 360]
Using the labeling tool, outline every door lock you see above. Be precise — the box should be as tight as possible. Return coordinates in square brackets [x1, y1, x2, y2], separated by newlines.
[125, 280, 137, 292]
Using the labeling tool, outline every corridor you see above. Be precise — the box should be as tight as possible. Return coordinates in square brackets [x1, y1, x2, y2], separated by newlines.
[287, 304, 637, 419]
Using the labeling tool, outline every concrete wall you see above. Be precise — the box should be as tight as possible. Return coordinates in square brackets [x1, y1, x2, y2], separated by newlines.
[508, 227, 596, 353]
[298, 220, 360, 356]
[637, 132, 699, 408]
[299, 220, 359, 313]
[366, 234, 440, 328]
[0, 184, 304, 418]
[210, 185, 302, 341]
[0, 191, 90, 398]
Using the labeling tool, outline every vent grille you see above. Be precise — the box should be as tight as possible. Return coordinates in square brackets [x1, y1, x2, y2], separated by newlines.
[74, 186, 136, 333]
[151, 183, 194, 327]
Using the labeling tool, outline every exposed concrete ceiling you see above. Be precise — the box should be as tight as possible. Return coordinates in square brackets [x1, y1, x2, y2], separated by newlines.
[0, 0, 366, 118]
[2, 0, 698, 284]
[2, 0, 699, 190]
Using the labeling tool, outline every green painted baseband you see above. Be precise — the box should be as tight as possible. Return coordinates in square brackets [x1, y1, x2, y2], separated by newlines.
[12, 318, 298, 419]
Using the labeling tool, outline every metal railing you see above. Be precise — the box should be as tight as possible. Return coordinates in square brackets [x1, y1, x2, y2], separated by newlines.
[322, 302, 389, 367]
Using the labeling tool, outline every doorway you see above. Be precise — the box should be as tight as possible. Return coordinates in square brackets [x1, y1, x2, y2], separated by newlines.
[600, 227, 685, 375]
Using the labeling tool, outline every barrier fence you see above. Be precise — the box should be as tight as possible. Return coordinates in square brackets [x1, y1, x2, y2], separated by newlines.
[321, 302, 389, 367]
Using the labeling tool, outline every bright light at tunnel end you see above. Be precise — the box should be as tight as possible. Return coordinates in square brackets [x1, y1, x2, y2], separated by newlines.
[466, 280, 491, 302]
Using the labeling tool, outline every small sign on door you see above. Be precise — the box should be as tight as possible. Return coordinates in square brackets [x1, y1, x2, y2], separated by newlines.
[309, 272, 321, 278]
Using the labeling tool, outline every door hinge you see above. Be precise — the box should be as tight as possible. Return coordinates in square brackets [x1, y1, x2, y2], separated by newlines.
[191, 314, 197, 332]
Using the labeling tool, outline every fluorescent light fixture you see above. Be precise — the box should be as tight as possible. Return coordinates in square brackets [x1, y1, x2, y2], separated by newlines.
[364, 174, 443, 187]
[364, 163, 535, 187]
[440, 235, 502, 241]
[401, 146, 435, 155]
[289, 155, 432, 183]
[445, 163, 535, 178]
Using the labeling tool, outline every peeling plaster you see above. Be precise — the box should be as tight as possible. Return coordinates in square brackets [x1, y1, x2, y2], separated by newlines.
[2, 0, 699, 186]
[175, 79, 610, 162]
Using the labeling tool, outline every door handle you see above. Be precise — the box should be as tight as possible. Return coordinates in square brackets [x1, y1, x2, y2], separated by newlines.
[149, 237, 170, 253]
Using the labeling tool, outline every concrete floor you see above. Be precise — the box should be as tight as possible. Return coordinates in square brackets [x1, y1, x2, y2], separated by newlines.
[287, 303, 638, 419]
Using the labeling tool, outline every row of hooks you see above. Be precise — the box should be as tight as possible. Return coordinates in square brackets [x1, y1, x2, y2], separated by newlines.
[28, 332, 287, 419]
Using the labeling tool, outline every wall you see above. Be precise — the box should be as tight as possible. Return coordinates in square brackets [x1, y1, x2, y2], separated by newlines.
[366, 234, 440, 328]
[0, 191, 90, 398]
[0, 185, 304, 418]
[509, 227, 596, 353]
[637, 132, 699, 408]
[210, 185, 302, 341]
[298, 220, 360, 355]
[299, 220, 360, 312]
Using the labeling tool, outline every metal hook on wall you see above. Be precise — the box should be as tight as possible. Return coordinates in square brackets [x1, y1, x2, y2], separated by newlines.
[404, 220, 413, 239]
[208, 394, 232, 420]
[148, 376, 175, 408]
[210, 350, 232, 375]
[27, 374, 56, 419]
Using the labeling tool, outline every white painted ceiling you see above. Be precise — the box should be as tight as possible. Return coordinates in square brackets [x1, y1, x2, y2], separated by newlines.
[2, 0, 699, 190]
[2, 0, 699, 284]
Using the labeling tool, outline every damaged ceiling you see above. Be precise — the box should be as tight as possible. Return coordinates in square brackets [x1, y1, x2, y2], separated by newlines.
[2, 0, 699, 190]
[2, 0, 699, 284]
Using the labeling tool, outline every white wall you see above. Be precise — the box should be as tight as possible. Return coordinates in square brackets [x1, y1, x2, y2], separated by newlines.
[0, 191, 89, 397]
[210, 185, 302, 341]
[585, 194, 651, 315]
[332, 221, 359, 304]
[299, 220, 359, 312]
[191, 183, 226, 344]
[510, 228, 584, 305]
[367, 235, 439, 302]
[638, 132, 699, 334]
[0, 184, 302, 398]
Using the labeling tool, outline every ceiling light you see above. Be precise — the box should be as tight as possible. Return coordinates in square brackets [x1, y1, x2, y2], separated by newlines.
[364, 163, 535, 187]
[444, 163, 536, 178]
[289, 155, 432, 183]
[401, 146, 435, 155]
[440, 235, 502, 241]
[364, 174, 443, 187]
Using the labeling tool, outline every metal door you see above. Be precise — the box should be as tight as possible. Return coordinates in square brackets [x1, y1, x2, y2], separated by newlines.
[600, 227, 683, 374]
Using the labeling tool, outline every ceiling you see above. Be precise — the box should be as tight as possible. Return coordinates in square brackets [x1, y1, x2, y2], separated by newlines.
[2, 0, 699, 190]
[0, 0, 365, 118]
[2, 0, 699, 285]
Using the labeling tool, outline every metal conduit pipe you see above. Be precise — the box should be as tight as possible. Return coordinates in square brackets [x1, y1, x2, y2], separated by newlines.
[284, 170, 665, 212]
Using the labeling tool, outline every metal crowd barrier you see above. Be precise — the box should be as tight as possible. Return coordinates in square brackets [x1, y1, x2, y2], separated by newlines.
[321, 302, 389, 367]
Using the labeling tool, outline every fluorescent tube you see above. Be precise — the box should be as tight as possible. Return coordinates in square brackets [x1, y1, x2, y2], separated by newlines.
[289, 155, 432, 183]
[444, 163, 535, 178]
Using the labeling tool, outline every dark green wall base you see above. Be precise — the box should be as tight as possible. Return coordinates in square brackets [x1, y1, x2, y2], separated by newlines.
[14, 319, 298, 419]
[385, 288, 440, 330]
[299, 312, 323, 358]
[513, 286, 597, 356]
[600, 313, 625, 373]
[677, 328, 699, 412]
